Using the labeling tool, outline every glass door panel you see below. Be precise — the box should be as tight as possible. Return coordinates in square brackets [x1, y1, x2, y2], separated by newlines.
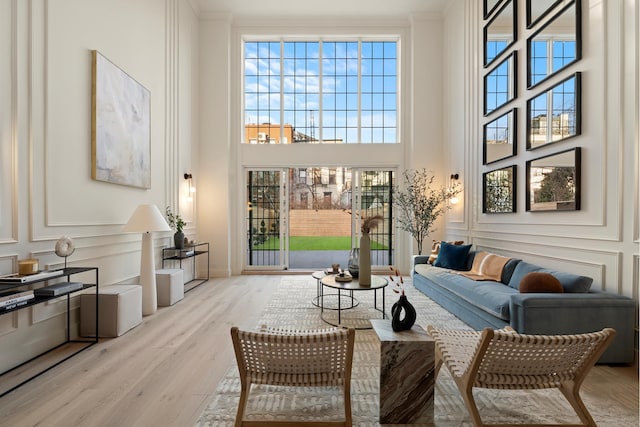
[358, 170, 394, 267]
[246, 170, 287, 269]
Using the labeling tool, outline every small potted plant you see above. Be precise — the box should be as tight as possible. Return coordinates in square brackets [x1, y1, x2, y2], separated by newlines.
[165, 206, 186, 249]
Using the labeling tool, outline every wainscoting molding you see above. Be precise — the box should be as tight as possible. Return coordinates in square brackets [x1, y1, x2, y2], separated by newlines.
[471, 236, 624, 294]
[27, 0, 182, 240]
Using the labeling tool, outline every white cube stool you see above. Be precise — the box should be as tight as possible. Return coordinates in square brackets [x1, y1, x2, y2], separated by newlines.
[80, 284, 142, 337]
[156, 269, 184, 307]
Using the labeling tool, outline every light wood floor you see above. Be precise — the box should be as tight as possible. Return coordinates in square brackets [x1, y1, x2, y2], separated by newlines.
[0, 275, 637, 426]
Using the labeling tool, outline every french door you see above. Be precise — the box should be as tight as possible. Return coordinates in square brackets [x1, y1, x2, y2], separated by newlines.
[245, 168, 394, 270]
[245, 169, 288, 270]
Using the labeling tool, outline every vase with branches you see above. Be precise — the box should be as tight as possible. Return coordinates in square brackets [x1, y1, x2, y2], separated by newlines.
[392, 169, 461, 255]
[166, 206, 187, 249]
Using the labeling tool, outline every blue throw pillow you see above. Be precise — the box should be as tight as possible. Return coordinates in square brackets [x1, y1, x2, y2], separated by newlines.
[433, 242, 472, 270]
[508, 260, 593, 293]
[540, 269, 593, 293]
[507, 261, 542, 289]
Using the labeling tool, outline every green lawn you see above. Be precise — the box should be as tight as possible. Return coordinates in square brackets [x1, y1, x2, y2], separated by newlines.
[252, 236, 388, 251]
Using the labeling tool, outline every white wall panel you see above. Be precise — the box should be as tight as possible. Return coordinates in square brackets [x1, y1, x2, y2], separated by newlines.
[29, 0, 167, 237]
[0, 0, 16, 243]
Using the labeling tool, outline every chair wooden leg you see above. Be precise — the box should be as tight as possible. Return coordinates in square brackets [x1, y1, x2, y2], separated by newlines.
[343, 383, 352, 427]
[559, 381, 597, 427]
[455, 379, 484, 427]
[235, 382, 251, 427]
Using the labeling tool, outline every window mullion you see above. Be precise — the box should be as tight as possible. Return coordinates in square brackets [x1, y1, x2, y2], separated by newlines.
[280, 39, 284, 144]
[318, 40, 323, 143]
[358, 39, 362, 144]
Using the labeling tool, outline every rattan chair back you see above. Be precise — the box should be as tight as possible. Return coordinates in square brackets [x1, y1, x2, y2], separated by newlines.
[231, 326, 355, 427]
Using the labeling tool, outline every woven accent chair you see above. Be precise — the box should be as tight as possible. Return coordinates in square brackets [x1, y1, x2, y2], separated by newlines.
[427, 325, 616, 427]
[230, 326, 356, 427]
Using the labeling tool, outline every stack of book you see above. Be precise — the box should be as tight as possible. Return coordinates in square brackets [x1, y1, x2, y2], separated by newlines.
[34, 282, 83, 297]
[0, 270, 63, 284]
[0, 290, 35, 311]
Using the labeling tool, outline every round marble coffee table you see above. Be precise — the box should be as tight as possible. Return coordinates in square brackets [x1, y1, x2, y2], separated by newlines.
[319, 274, 388, 329]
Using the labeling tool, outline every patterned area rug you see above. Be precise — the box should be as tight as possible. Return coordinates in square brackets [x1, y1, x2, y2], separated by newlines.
[196, 276, 638, 426]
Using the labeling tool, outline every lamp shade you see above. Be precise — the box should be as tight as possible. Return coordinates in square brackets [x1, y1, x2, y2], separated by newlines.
[122, 204, 171, 233]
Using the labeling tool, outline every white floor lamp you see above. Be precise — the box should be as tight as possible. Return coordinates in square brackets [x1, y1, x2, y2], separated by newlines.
[123, 204, 171, 316]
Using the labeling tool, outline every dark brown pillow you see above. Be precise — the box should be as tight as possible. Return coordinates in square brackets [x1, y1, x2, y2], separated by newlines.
[519, 272, 563, 293]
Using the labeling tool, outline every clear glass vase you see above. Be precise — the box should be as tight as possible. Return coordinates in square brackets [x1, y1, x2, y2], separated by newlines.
[347, 248, 359, 278]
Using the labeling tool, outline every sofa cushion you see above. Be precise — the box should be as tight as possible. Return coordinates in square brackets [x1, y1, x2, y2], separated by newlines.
[501, 258, 521, 285]
[429, 240, 465, 264]
[415, 265, 516, 320]
[519, 272, 563, 293]
[508, 261, 542, 289]
[433, 242, 472, 270]
[549, 270, 593, 293]
[508, 261, 593, 293]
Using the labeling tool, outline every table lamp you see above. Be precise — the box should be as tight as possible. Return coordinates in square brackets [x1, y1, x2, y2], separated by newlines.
[123, 204, 171, 315]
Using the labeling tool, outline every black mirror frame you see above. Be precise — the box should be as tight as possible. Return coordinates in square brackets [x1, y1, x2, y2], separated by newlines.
[526, 72, 581, 151]
[484, 0, 505, 19]
[526, 147, 581, 212]
[526, 0, 582, 89]
[526, 0, 562, 29]
[484, 0, 517, 68]
[484, 51, 517, 116]
[483, 165, 517, 214]
[483, 108, 517, 165]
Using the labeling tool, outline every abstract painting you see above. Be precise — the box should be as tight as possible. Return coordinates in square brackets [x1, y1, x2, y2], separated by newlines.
[92, 50, 151, 189]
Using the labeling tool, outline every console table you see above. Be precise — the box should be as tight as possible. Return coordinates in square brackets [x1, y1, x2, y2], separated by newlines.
[161, 242, 209, 292]
[0, 267, 99, 397]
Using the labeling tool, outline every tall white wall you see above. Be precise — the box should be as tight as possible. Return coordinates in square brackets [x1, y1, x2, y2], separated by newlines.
[0, 0, 199, 371]
[442, 0, 639, 347]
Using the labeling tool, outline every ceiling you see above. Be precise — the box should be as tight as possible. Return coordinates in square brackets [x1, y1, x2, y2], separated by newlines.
[194, 0, 448, 17]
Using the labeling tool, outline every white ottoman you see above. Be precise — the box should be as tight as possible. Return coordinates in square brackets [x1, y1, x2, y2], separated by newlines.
[80, 285, 142, 337]
[156, 269, 184, 307]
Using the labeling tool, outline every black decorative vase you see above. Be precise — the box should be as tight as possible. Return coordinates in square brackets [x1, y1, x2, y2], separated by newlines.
[174, 231, 185, 249]
[391, 294, 416, 332]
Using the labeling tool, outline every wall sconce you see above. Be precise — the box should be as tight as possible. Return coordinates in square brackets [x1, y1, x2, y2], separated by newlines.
[184, 173, 195, 200]
[449, 173, 460, 205]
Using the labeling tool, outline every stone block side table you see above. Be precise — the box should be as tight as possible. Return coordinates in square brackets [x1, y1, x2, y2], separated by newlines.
[370, 319, 435, 424]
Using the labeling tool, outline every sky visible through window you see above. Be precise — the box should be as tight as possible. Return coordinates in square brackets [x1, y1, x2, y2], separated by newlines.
[244, 40, 398, 144]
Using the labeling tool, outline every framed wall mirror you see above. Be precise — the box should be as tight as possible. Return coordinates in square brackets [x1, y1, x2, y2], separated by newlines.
[484, 0, 504, 19]
[484, 51, 517, 116]
[527, 72, 581, 150]
[526, 0, 562, 28]
[483, 165, 516, 213]
[484, 0, 516, 67]
[527, 0, 581, 88]
[526, 147, 581, 212]
[484, 109, 517, 164]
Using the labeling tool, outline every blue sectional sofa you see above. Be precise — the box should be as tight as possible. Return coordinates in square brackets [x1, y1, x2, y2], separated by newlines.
[412, 251, 636, 364]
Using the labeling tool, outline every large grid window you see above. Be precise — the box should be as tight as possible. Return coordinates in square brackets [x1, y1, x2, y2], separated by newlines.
[243, 39, 398, 144]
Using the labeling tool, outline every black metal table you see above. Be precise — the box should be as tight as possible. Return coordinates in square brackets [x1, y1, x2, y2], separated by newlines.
[319, 274, 387, 330]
